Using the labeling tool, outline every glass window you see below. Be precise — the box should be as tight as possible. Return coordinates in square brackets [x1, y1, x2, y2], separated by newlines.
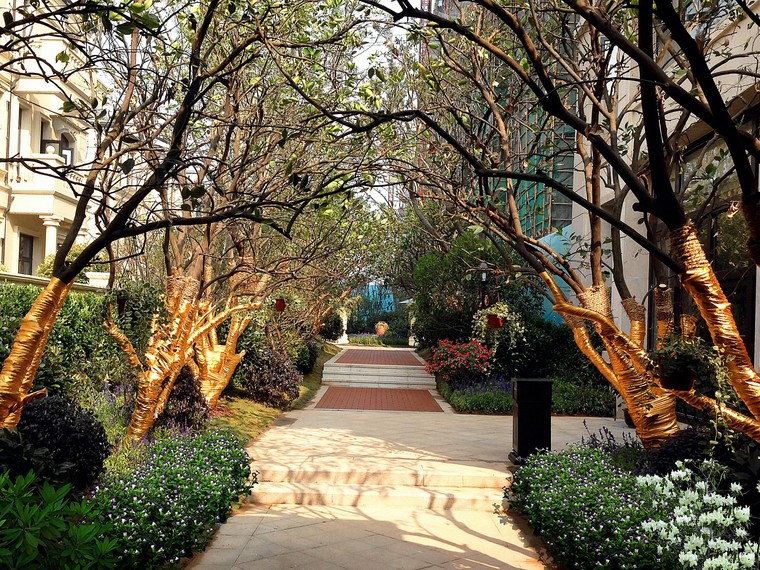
[18, 234, 33, 275]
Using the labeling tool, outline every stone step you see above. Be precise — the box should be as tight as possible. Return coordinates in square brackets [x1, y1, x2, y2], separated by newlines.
[249, 482, 507, 512]
[258, 463, 507, 489]
[322, 380, 436, 390]
[323, 363, 432, 378]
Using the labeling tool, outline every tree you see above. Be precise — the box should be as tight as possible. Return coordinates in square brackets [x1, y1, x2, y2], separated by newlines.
[0, 0, 376, 430]
[320, 0, 760, 446]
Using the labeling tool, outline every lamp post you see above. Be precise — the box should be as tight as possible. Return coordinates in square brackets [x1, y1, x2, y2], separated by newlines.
[479, 262, 488, 308]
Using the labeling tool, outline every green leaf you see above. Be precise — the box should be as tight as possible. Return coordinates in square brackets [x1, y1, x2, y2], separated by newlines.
[55, 51, 69, 63]
[62, 101, 76, 113]
[181, 203, 191, 211]
[119, 158, 135, 174]
[137, 13, 160, 30]
[116, 22, 135, 35]
[189, 185, 204, 198]
[2, 11, 12, 27]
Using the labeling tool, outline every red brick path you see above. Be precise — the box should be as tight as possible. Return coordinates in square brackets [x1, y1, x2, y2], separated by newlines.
[316, 387, 443, 412]
[335, 349, 423, 366]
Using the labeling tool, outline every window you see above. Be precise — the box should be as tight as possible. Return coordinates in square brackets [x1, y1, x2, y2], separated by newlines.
[18, 234, 34, 275]
[60, 135, 74, 165]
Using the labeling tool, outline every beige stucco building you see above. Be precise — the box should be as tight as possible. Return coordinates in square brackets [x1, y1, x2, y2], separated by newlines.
[0, 1, 97, 275]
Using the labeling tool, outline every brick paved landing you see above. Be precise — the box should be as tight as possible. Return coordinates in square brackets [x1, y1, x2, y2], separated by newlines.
[334, 349, 423, 366]
[315, 387, 443, 412]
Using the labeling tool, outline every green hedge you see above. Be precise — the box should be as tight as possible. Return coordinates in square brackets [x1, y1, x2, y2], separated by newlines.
[0, 281, 160, 396]
[437, 377, 613, 416]
[551, 378, 615, 416]
[438, 382, 513, 414]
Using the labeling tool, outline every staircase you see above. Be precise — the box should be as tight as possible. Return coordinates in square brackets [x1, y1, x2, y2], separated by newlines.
[248, 348, 510, 512]
[322, 361, 436, 390]
[249, 458, 509, 512]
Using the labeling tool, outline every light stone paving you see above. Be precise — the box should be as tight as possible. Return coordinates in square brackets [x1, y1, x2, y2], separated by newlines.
[186, 391, 637, 569]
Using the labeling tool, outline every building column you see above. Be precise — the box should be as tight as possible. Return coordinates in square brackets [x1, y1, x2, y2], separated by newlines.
[40, 215, 62, 257]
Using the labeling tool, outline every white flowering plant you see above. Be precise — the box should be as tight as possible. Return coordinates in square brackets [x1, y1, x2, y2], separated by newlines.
[509, 448, 663, 568]
[638, 460, 760, 570]
[91, 429, 255, 568]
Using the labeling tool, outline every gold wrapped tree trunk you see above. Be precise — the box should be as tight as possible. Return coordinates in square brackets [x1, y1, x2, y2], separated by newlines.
[574, 285, 679, 447]
[622, 298, 646, 348]
[110, 276, 202, 442]
[196, 311, 252, 406]
[0, 278, 74, 427]
[671, 223, 760, 420]
[654, 287, 673, 347]
[538, 273, 678, 446]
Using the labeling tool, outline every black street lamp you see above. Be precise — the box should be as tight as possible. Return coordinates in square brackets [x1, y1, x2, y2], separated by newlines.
[479, 262, 489, 308]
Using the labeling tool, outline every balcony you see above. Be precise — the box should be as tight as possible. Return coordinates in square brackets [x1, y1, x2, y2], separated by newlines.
[9, 153, 80, 220]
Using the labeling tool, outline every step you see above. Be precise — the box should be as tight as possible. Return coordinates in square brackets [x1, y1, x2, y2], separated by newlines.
[257, 463, 508, 489]
[322, 380, 436, 390]
[249, 482, 507, 511]
[323, 364, 433, 378]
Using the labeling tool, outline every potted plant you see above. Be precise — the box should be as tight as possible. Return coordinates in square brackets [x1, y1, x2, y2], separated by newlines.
[649, 335, 718, 391]
[375, 321, 389, 336]
[486, 314, 505, 329]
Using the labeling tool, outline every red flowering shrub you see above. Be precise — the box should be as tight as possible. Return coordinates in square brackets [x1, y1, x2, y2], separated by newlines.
[425, 340, 492, 383]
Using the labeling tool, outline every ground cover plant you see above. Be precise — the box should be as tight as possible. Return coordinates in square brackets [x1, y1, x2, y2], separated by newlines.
[91, 429, 254, 569]
[508, 448, 760, 569]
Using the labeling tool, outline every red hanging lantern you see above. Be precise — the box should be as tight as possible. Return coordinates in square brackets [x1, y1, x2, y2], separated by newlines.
[274, 298, 286, 312]
[487, 314, 504, 329]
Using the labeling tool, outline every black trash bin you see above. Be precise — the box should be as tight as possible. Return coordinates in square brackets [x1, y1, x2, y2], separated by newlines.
[509, 378, 552, 464]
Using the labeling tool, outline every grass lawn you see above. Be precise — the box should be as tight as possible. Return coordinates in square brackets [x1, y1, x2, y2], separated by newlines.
[209, 342, 341, 443]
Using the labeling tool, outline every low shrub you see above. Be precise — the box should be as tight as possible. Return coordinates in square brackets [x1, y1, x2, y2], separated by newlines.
[153, 366, 209, 432]
[509, 448, 661, 569]
[440, 382, 513, 413]
[425, 340, 491, 384]
[578, 424, 645, 472]
[438, 372, 513, 413]
[0, 471, 118, 569]
[238, 349, 301, 409]
[551, 378, 615, 416]
[320, 311, 343, 341]
[92, 429, 254, 568]
[17, 396, 110, 490]
[640, 427, 713, 476]
[638, 460, 760, 569]
[348, 334, 410, 346]
[510, 448, 760, 569]
[0, 428, 73, 486]
[290, 341, 320, 374]
[77, 379, 136, 447]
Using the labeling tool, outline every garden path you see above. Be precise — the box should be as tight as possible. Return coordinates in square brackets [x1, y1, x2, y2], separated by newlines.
[187, 347, 637, 569]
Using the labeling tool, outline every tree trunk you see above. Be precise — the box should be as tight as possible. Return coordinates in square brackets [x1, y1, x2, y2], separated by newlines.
[0, 278, 73, 427]
[671, 223, 760, 420]
[196, 312, 251, 406]
[122, 276, 201, 442]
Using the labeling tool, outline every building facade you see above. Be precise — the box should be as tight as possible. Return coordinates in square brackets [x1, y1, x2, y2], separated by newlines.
[0, 0, 95, 275]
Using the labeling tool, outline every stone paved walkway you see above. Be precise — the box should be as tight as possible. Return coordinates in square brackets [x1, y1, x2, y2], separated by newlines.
[186, 346, 638, 569]
[334, 348, 424, 366]
[315, 387, 444, 412]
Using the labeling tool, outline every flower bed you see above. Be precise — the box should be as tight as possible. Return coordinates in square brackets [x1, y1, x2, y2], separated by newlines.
[508, 448, 760, 569]
[91, 430, 254, 568]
